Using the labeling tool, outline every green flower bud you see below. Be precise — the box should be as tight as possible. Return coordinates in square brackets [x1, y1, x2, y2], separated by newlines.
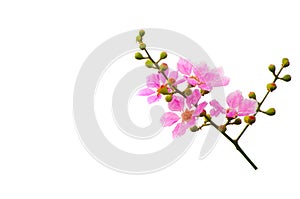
[265, 108, 276, 116]
[282, 74, 291, 82]
[190, 125, 199, 132]
[248, 92, 256, 100]
[139, 43, 146, 50]
[165, 95, 173, 102]
[218, 125, 227, 133]
[136, 35, 142, 43]
[159, 63, 168, 71]
[267, 83, 277, 92]
[135, 52, 144, 60]
[145, 60, 153, 68]
[268, 64, 276, 73]
[184, 88, 192, 96]
[157, 86, 170, 95]
[139, 29, 145, 37]
[244, 115, 256, 125]
[233, 118, 242, 125]
[282, 58, 290, 67]
[160, 51, 168, 59]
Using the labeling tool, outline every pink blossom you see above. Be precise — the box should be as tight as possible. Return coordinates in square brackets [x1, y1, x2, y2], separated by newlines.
[160, 95, 207, 138]
[186, 89, 201, 108]
[159, 68, 185, 86]
[209, 91, 258, 118]
[177, 58, 193, 75]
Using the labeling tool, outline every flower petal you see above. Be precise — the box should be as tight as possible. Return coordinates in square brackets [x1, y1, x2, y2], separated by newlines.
[168, 95, 184, 111]
[172, 122, 188, 138]
[226, 90, 243, 109]
[160, 112, 180, 127]
[169, 71, 178, 80]
[146, 74, 160, 88]
[209, 99, 225, 117]
[226, 109, 237, 118]
[177, 58, 192, 75]
[186, 89, 201, 108]
[238, 99, 258, 116]
[193, 101, 208, 116]
[147, 94, 161, 104]
[137, 88, 155, 96]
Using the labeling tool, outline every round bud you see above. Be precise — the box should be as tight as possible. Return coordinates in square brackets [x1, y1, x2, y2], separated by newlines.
[160, 51, 168, 59]
[267, 83, 277, 92]
[157, 86, 170, 95]
[265, 108, 276, 116]
[190, 125, 199, 132]
[199, 110, 207, 117]
[145, 60, 153, 68]
[248, 92, 256, 100]
[184, 88, 192, 96]
[244, 115, 256, 125]
[282, 74, 291, 82]
[139, 29, 145, 37]
[165, 95, 173, 102]
[159, 63, 168, 71]
[136, 35, 142, 43]
[218, 125, 227, 133]
[268, 64, 276, 73]
[233, 118, 242, 125]
[139, 43, 146, 50]
[201, 89, 209, 96]
[282, 58, 290, 67]
[135, 52, 144, 60]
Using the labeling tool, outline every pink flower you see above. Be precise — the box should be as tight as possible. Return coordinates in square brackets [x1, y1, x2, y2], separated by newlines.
[177, 58, 193, 75]
[209, 90, 258, 118]
[186, 89, 201, 109]
[160, 95, 207, 138]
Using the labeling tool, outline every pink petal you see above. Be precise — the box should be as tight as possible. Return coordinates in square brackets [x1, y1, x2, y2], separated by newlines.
[168, 95, 184, 111]
[169, 71, 178, 80]
[177, 58, 192, 75]
[159, 69, 169, 83]
[147, 95, 161, 104]
[226, 90, 243, 109]
[226, 109, 237, 118]
[193, 63, 209, 79]
[172, 122, 188, 138]
[137, 88, 155, 96]
[186, 89, 201, 108]
[173, 78, 185, 86]
[160, 112, 180, 127]
[146, 74, 160, 88]
[209, 99, 225, 117]
[186, 77, 198, 86]
[238, 99, 258, 116]
[193, 101, 208, 116]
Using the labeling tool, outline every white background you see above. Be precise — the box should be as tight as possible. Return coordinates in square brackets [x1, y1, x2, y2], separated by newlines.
[1, 0, 300, 198]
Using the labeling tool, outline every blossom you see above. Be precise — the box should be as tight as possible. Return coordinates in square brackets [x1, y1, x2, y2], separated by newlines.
[138, 69, 185, 104]
[209, 90, 258, 118]
[160, 95, 207, 138]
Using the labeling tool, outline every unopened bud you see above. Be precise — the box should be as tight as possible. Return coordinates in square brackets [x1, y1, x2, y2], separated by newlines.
[265, 108, 276, 116]
[136, 35, 142, 43]
[160, 51, 168, 59]
[200, 110, 207, 117]
[157, 86, 170, 95]
[159, 63, 168, 71]
[282, 58, 290, 67]
[139, 43, 146, 50]
[145, 60, 153, 68]
[282, 74, 291, 82]
[218, 125, 227, 133]
[233, 118, 242, 125]
[268, 64, 276, 73]
[184, 88, 192, 96]
[267, 83, 277, 92]
[248, 92, 256, 100]
[244, 115, 256, 125]
[139, 29, 145, 37]
[201, 89, 209, 96]
[135, 52, 144, 60]
[190, 125, 199, 132]
[165, 95, 173, 102]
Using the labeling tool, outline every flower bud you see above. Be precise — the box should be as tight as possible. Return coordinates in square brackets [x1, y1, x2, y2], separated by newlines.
[165, 95, 173, 102]
[159, 63, 168, 71]
[145, 60, 153, 68]
[265, 108, 276, 116]
[184, 88, 192, 96]
[282, 74, 291, 82]
[282, 58, 290, 67]
[139, 29, 145, 37]
[139, 43, 146, 50]
[244, 115, 256, 125]
[218, 125, 227, 133]
[201, 89, 209, 96]
[160, 51, 168, 59]
[136, 35, 142, 43]
[200, 110, 207, 117]
[190, 125, 199, 132]
[233, 118, 242, 125]
[157, 86, 170, 95]
[204, 113, 211, 121]
[268, 64, 276, 73]
[267, 83, 277, 92]
[135, 52, 144, 60]
[248, 92, 256, 100]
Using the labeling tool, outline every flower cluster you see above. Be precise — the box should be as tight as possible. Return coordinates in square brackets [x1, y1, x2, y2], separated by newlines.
[134, 30, 291, 170]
